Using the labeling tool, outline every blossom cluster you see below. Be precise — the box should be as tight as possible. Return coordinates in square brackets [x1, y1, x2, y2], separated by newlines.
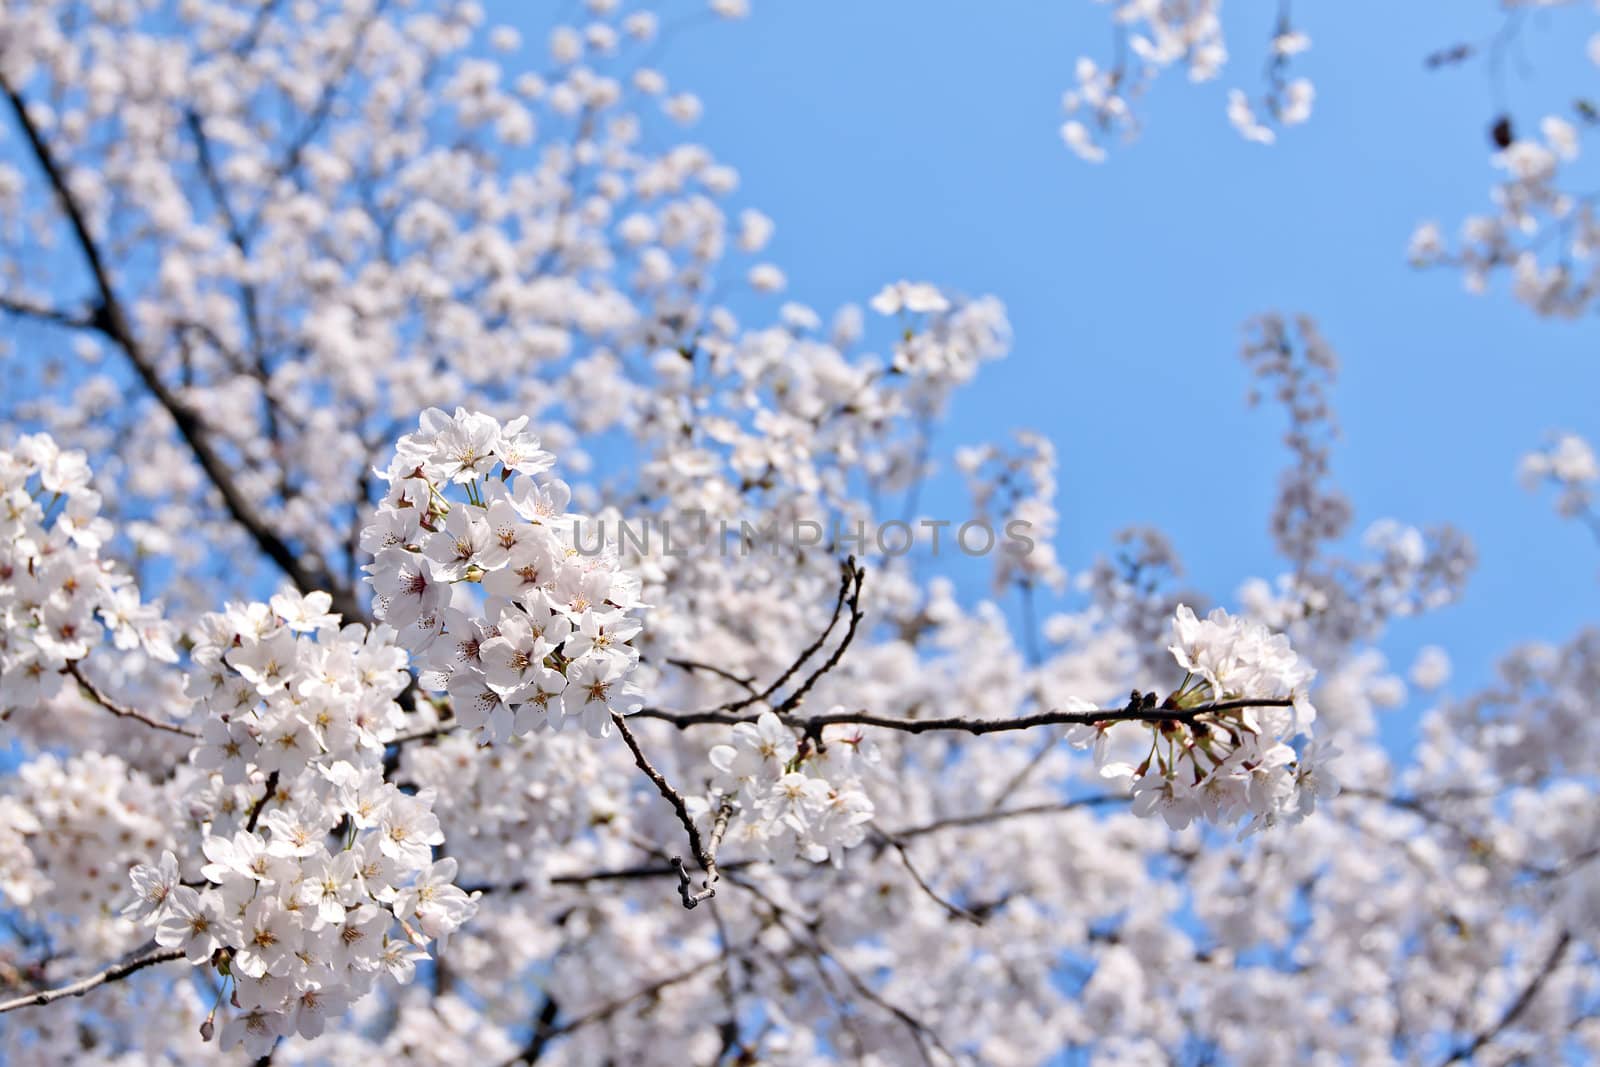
[957, 431, 1068, 595]
[1069, 605, 1336, 836]
[1410, 115, 1597, 317]
[1241, 313, 1351, 570]
[363, 407, 645, 742]
[1226, 24, 1315, 148]
[3, 0, 1597, 1061]
[398, 727, 611, 891]
[0, 434, 175, 715]
[1059, 2, 1313, 161]
[707, 711, 877, 865]
[0, 752, 173, 958]
[1519, 432, 1598, 522]
[124, 597, 475, 1056]
[873, 282, 1011, 391]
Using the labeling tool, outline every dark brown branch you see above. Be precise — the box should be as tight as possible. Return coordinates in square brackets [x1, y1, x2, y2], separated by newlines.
[65, 661, 199, 739]
[0, 294, 95, 330]
[388, 723, 456, 748]
[748, 559, 864, 710]
[635, 696, 1296, 736]
[712, 557, 859, 715]
[774, 559, 865, 714]
[395, 692, 1278, 748]
[670, 797, 734, 909]
[464, 857, 761, 897]
[0, 76, 361, 623]
[245, 771, 281, 834]
[0, 945, 183, 1014]
[509, 990, 560, 1064]
[611, 713, 722, 908]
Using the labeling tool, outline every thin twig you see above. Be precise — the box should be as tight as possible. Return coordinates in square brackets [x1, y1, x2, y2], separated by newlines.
[872, 827, 984, 925]
[255, 0, 391, 212]
[721, 557, 858, 713]
[611, 713, 722, 908]
[464, 796, 1128, 897]
[893, 794, 1127, 842]
[64, 662, 199, 738]
[0, 945, 183, 1014]
[665, 658, 758, 695]
[729, 873, 960, 1066]
[984, 728, 1061, 811]
[775, 559, 865, 715]
[245, 771, 281, 834]
[387, 723, 457, 748]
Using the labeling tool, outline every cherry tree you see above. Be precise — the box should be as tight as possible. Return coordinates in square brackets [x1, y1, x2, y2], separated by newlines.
[0, 2, 1595, 1065]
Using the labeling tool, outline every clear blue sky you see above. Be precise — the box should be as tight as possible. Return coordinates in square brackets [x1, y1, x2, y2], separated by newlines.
[476, 1, 1598, 725]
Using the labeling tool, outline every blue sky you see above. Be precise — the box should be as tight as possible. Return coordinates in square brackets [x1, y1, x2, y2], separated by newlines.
[489, 0, 1600, 718]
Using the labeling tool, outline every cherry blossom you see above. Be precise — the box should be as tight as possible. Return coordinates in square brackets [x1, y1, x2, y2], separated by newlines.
[0, 3, 1594, 1065]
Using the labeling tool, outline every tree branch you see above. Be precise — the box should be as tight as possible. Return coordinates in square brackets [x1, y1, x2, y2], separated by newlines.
[774, 558, 865, 715]
[245, 771, 281, 834]
[0, 75, 361, 622]
[1438, 930, 1573, 1066]
[0, 294, 95, 330]
[729, 873, 960, 1066]
[635, 696, 1296, 735]
[892, 794, 1126, 842]
[664, 658, 758, 695]
[65, 661, 200, 739]
[671, 797, 734, 910]
[708, 556, 860, 715]
[611, 713, 724, 908]
[256, 0, 390, 214]
[497, 957, 723, 1066]
[872, 826, 984, 926]
[0, 945, 183, 1014]
[508, 989, 561, 1065]
[463, 796, 1128, 898]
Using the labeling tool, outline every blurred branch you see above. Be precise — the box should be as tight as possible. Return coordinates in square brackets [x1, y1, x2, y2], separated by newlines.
[1438, 931, 1572, 1066]
[0, 75, 361, 622]
[872, 826, 984, 926]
